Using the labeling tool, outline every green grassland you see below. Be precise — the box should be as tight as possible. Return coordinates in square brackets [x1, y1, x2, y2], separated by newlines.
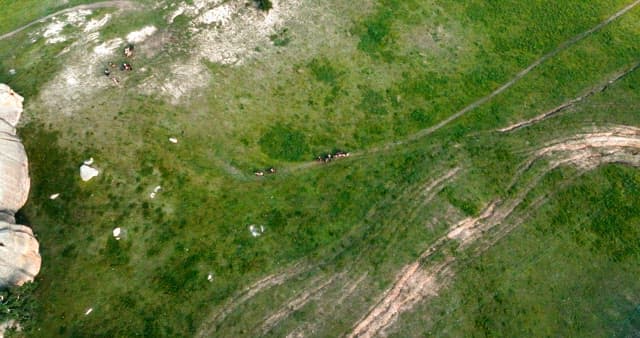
[0, 0, 88, 35]
[0, 0, 639, 336]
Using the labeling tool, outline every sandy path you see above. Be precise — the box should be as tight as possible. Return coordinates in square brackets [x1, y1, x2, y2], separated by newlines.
[348, 126, 640, 337]
[0, 1, 138, 41]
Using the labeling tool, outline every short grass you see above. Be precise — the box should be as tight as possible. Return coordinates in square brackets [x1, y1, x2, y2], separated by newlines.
[0, 0, 639, 336]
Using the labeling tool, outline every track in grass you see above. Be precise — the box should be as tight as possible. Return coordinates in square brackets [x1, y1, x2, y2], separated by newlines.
[348, 126, 640, 337]
[0, 1, 138, 41]
[498, 61, 640, 132]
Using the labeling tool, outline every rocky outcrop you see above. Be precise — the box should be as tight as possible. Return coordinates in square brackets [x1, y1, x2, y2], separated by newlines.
[0, 84, 23, 127]
[0, 222, 40, 286]
[0, 84, 40, 288]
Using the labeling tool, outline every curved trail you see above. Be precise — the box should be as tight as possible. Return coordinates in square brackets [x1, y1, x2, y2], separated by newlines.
[0, 1, 137, 41]
[348, 126, 640, 337]
[282, 0, 640, 176]
[374, 0, 640, 150]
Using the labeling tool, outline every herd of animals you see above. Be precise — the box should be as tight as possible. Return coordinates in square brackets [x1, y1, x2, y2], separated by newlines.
[102, 44, 135, 84]
[254, 151, 351, 176]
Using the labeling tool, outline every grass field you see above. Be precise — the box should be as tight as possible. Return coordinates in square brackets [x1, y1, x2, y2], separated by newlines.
[0, 0, 639, 336]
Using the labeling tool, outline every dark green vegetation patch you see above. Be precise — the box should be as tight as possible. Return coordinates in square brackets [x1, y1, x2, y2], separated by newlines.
[259, 123, 310, 161]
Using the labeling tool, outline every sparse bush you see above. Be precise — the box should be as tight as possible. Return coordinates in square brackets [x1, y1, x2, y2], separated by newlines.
[269, 28, 291, 46]
[308, 58, 341, 85]
[255, 0, 272, 11]
[0, 282, 39, 331]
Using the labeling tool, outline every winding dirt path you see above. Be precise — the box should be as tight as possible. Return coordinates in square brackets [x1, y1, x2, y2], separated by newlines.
[282, 0, 640, 176]
[0, 1, 137, 41]
[348, 126, 640, 338]
[376, 0, 640, 150]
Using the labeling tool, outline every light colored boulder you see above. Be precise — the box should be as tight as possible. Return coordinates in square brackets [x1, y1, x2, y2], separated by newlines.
[0, 85, 29, 213]
[0, 84, 40, 288]
[0, 84, 23, 128]
[0, 222, 41, 287]
[80, 164, 99, 181]
[0, 132, 30, 212]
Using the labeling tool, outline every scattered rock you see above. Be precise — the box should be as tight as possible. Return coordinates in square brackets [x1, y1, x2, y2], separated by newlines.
[207, 273, 214, 282]
[112, 227, 122, 240]
[84, 308, 93, 316]
[249, 224, 265, 237]
[80, 164, 100, 182]
[169, 137, 178, 144]
[149, 185, 162, 199]
[49, 193, 60, 200]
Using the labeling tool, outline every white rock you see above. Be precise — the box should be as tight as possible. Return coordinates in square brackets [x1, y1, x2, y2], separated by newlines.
[126, 26, 157, 43]
[0, 222, 41, 287]
[150, 185, 162, 199]
[0, 84, 24, 127]
[83, 157, 94, 165]
[207, 273, 214, 282]
[84, 308, 93, 315]
[80, 164, 99, 181]
[112, 227, 121, 239]
[199, 4, 233, 25]
[0, 85, 29, 212]
[93, 38, 123, 56]
[169, 137, 178, 144]
[84, 14, 111, 32]
[49, 193, 60, 200]
[249, 224, 265, 237]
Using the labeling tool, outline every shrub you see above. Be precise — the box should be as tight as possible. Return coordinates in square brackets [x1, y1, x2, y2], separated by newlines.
[255, 0, 272, 11]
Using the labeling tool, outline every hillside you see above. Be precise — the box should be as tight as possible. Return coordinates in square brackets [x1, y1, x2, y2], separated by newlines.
[0, 0, 639, 336]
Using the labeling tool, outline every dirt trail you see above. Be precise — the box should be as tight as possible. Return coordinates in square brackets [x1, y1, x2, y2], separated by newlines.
[0, 1, 137, 41]
[348, 260, 452, 338]
[498, 62, 640, 132]
[337, 272, 369, 304]
[285, 0, 640, 174]
[382, 0, 640, 148]
[196, 263, 309, 338]
[260, 275, 341, 335]
[347, 126, 640, 337]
